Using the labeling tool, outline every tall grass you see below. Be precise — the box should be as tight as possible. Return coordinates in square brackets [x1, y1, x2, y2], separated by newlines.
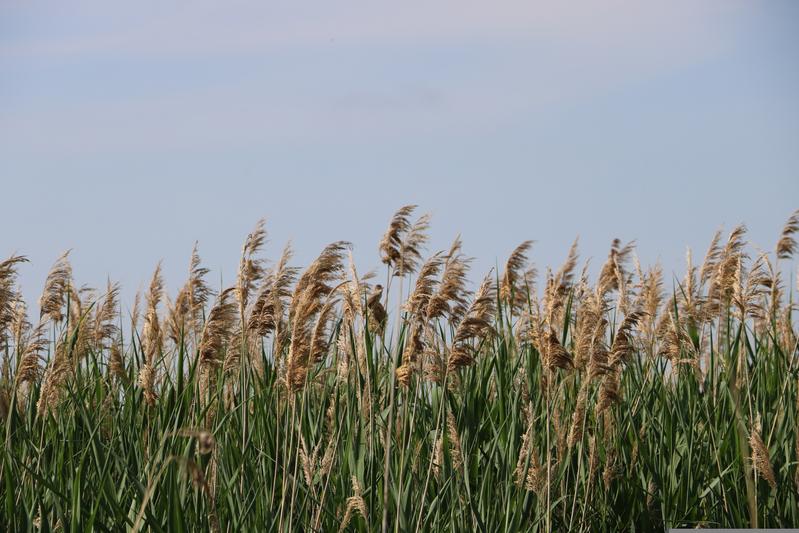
[1, 207, 798, 531]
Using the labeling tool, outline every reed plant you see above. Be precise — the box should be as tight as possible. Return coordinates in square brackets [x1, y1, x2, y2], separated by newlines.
[1, 207, 798, 531]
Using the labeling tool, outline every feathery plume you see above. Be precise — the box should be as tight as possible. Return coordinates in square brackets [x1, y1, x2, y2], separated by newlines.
[449, 272, 496, 370]
[404, 252, 443, 318]
[427, 236, 472, 323]
[286, 242, 348, 391]
[14, 321, 48, 406]
[248, 243, 297, 340]
[750, 414, 777, 490]
[776, 208, 799, 259]
[39, 251, 72, 323]
[198, 288, 238, 376]
[93, 279, 120, 349]
[138, 263, 163, 406]
[339, 476, 368, 532]
[501, 240, 534, 309]
[396, 213, 431, 277]
[0, 255, 28, 347]
[237, 218, 267, 318]
[379, 205, 416, 269]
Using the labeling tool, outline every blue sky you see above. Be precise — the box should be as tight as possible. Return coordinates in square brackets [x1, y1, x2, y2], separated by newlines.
[1, 1, 797, 308]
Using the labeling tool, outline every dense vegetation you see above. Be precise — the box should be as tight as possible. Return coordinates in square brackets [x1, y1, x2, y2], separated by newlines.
[1, 207, 798, 531]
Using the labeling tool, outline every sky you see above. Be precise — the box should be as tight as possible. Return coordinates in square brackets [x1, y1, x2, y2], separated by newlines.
[1, 0, 798, 312]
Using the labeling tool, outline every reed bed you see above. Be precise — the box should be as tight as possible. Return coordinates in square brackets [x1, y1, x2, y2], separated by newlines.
[1, 206, 798, 531]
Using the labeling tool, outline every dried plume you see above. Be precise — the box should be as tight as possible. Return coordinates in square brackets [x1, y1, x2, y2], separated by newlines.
[39, 251, 72, 323]
[448, 272, 496, 370]
[501, 240, 534, 310]
[427, 236, 472, 323]
[776, 208, 799, 260]
[749, 414, 777, 490]
[543, 328, 573, 371]
[339, 476, 368, 532]
[544, 238, 579, 326]
[404, 252, 443, 318]
[188, 242, 213, 318]
[396, 213, 431, 277]
[93, 279, 120, 349]
[198, 288, 239, 376]
[248, 243, 297, 341]
[237, 218, 267, 318]
[138, 263, 164, 406]
[608, 310, 644, 366]
[379, 204, 416, 269]
[14, 321, 49, 403]
[287, 242, 348, 391]
[0, 254, 28, 346]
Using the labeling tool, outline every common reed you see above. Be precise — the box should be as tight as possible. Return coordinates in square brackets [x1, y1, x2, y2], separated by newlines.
[0, 208, 797, 532]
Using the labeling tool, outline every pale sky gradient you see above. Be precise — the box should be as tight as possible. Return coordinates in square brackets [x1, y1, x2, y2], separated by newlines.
[1, 1, 798, 309]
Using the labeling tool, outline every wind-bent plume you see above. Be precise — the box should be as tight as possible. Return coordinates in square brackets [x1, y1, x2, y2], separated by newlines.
[448, 272, 496, 370]
[710, 224, 748, 308]
[39, 251, 72, 323]
[396, 213, 431, 277]
[93, 279, 120, 350]
[14, 320, 48, 408]
[501, 240, 534, 309]
[168, 244, 214, 346]
[248, 243, 297, 342]
[596, 239, 635, 299]
[187, 242, 214, 337]
[379, 205, 416, 270]
[396, 321, 424, 386]
[130, 290, 141, 334]
[750, 414, 777, 490]
[544, 328, 573, 371]
[0, 254, 28, 347]
[404, 252, 443, 318]
[286, 242, 349, 391]
[198, 288, 238, 392]
[138, 262, 164, 406]
[308, 296, 340, 364]
[545, 238, 579, 326]
[10, 295, 31, 350]
[776, 208, 799, 260]
[608, 310, 645, 366]
[237, 218, 267, 319]
[427, 236, 472, 324]
[340, 252, 370, 327]
[699, 229, 723, 286]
